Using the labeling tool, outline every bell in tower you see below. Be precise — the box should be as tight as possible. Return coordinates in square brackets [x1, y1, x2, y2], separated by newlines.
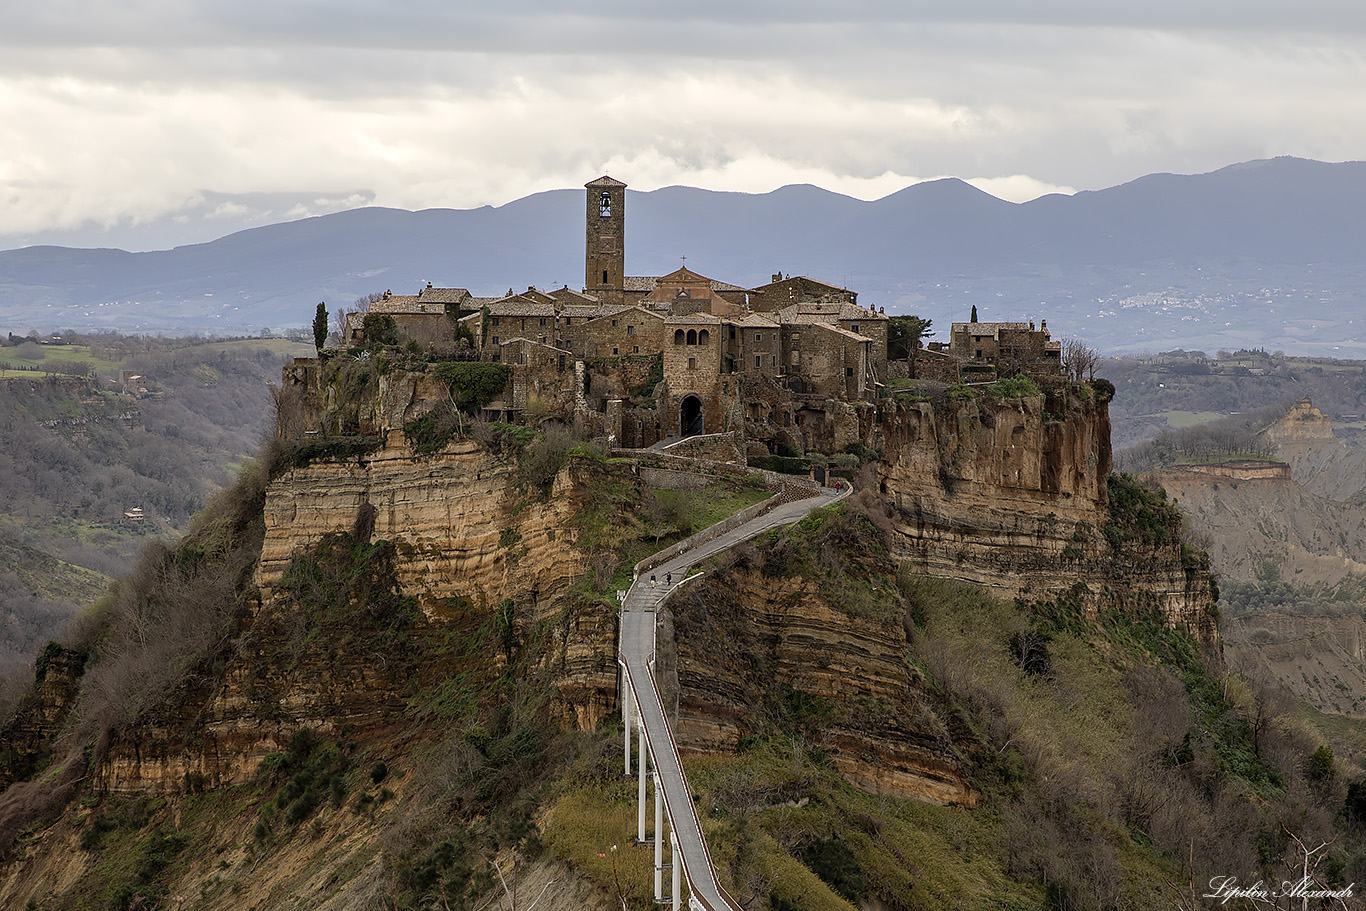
[585, 175, 627, 301]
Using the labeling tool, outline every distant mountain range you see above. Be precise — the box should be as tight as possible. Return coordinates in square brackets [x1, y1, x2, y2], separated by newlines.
[2, 156, 1364, 356]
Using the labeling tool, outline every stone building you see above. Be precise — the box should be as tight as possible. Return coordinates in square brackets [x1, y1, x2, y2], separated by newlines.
[333, 173, 1071, 455]
[948, 317, 1061, 380]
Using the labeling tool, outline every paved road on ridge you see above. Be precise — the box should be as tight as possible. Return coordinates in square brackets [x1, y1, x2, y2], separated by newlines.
[619, 485, 847, 910]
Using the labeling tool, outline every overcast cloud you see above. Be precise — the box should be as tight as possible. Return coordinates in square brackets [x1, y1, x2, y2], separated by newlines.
[2, 2, 1363, 249]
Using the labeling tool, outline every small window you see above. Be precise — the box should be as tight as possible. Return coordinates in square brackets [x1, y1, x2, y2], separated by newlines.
[633, 345, 639, 354]
[600, 191, 612, 217]
[627, 324, 634, 336]
[491, 353, 501, 362]
[491, 317, 500, 327]
[845, 367, 854, 377]
[612, 347, 619, 355]
[674, 329, 685, 345]
[637, 420, 644, 429]
[755, 333, 761, 342]
[539, 318, 547, 327]
[755, 355, 762, 368]
[612, 319, 618, 327]
[602, 270, 608, 283]
[771, 355, 777, 368]
[698, 329, 709, 345]
[851, 323, 859, 334]
[688, 357, 697, 370]
[687, 329, 697, 345]
[492, 336, 500, 345]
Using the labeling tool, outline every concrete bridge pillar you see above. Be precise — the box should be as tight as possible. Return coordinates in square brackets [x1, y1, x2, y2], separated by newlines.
[637, 725, 648, 842]
[623, 677, 633, 778]
[671, 826, 682, 910]
[654, 770, 664, 901]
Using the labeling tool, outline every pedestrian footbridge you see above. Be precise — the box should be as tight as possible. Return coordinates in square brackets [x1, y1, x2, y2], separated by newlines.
[616, 483, 848, 909]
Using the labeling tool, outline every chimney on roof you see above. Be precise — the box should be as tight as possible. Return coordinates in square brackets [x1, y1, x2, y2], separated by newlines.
[427, 281, 433, 288]
[772, 273, 782, 283]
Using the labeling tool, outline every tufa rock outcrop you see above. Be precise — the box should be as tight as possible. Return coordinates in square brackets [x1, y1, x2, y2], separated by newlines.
[876, 387, 1218, 642]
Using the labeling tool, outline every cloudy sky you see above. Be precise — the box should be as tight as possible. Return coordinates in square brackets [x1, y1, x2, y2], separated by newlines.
[3, 1, 1363, 250]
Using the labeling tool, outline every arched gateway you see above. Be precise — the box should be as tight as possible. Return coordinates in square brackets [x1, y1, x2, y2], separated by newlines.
[679, 395, 704, 437]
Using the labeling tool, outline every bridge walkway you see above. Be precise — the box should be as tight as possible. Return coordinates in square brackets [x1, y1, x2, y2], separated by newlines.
[618, 482, 849, 910]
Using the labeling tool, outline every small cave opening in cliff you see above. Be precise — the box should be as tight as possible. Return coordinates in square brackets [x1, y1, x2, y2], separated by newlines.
[680, 395, 704, 437]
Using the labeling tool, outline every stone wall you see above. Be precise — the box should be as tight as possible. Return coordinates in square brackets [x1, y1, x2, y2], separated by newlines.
[661, 431, 746, 464]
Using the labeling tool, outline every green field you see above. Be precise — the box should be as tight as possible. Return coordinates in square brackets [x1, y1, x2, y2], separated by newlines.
[0, 345, 123, 378]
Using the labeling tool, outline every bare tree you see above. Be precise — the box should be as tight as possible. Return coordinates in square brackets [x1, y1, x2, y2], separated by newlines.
[1061, 337, 1099, 382]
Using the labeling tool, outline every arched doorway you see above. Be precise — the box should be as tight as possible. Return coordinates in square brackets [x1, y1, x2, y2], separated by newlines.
[680, 395, 704, 437]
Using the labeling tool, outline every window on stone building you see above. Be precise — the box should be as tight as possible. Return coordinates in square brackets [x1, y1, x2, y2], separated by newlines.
[612, 319, 618, 327]
[633, 346, 639, 354]
[699, 329, 709, 345]
[674, 329, 685, 344]
[492, 336, 500, 345]
[627, 324, 634, 335]
[687, 329, 697, 345]
[755, 333, 761, 342]
[688, 357, 697, 370]
[600, 191, 612, 217]
[772, 355, 777, 368]
[492, 317, 500, 326]
[602, 270, 608, 283]
[851, 323, 860, 333]
[755, 355, 762, 368]
[612, 347, 619, 355]
[845, 367, 854, 377]
[539, 318, 547, 327]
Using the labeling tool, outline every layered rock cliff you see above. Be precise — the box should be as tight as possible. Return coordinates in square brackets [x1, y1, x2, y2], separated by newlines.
[669, 553, 977, 806]
[877, 387, 1218, 642]
[94, 439, 624, 795]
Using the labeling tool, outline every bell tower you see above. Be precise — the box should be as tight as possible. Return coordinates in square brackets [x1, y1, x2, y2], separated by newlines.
[585, 175, 626, 300]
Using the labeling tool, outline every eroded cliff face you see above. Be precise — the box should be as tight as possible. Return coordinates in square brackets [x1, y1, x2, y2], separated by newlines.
[877, 391, 1218, 642]
[95, 439, 623, 795]
[669, 555, 977, 807]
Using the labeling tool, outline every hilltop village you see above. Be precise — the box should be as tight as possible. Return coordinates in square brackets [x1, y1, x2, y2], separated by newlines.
[339, 176, 1062, 455]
